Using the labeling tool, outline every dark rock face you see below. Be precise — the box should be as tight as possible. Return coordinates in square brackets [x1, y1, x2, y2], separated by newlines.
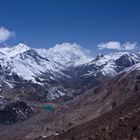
[0, 101, 33, 124]
[115, 54, 136, 68]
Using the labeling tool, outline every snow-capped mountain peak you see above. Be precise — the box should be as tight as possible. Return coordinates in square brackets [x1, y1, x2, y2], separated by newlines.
[0, 43, 30, 57]
[8, 43, 31, 56]
[36, 43, 93, 66]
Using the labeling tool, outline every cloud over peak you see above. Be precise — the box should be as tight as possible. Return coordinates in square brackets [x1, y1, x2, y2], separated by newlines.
[122, 42, 137, 50]
[0, 27, 14, 43]
[97, 41, 137, 51]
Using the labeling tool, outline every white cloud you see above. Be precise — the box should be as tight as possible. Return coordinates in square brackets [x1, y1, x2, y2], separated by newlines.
[98, 41, 121, 50]
[97, 41, 137, 51]
[122, 42, 137, 50]
[0, 27, 13, 43]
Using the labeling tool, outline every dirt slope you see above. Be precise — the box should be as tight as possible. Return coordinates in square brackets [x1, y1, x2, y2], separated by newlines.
[46, 92, 140, 140]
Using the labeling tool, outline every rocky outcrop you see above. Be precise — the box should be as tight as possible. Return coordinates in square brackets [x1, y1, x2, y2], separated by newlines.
[0, 101, 33, 124]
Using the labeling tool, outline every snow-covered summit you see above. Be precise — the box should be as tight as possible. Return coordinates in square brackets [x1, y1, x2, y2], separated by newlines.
[81, 52, 140, 77]
[0, 43, 64, 83]
[36, 43, 93, 66]
[0, 43, 30, 57]
[9, 43, 30, 56]
[0, 42, 93, 66]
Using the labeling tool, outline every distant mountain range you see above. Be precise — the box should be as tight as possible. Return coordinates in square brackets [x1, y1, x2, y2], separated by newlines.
[0, 43, 140, 101]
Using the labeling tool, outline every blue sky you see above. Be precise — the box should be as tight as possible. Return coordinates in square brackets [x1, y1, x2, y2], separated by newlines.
[0, 0, 140, 54]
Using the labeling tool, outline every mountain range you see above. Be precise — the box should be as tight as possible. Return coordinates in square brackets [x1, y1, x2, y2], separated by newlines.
[0, 43, 139, 101]
[0, 43, 140, 139]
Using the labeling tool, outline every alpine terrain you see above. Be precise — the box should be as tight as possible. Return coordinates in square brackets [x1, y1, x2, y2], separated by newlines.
[0, 43, 140, 140]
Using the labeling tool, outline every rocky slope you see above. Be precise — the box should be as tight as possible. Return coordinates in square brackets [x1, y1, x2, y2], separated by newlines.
[47, 91, 140, 140]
